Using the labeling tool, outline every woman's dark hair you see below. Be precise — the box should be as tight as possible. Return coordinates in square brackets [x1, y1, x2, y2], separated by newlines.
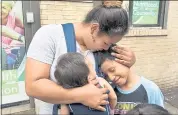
[83, 5, 129, 37]
[54, 53, 89, 89]
[126, 104, 171, 115]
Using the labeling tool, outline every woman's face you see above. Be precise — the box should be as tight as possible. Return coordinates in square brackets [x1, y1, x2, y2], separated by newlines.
[101, 59, 130, 87]
[1, 2, 12, 20]
[84, 23, 123, 51]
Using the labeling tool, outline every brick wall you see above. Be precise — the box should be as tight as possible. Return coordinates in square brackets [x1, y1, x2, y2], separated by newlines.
[40, 1, 93, 25]
[40, 1, 178, 91]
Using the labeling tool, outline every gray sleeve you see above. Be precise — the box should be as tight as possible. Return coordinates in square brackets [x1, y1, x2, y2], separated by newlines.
[27, 25, 56, 65]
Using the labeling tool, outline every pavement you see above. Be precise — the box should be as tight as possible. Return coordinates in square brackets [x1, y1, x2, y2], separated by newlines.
[2, 103, 35, 115]
[165, 101, 178, 114]
[2, 102, 178, 115]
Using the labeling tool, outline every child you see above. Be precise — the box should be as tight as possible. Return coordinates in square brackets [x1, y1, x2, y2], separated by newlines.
[94, 46, 164, 114]
[54, 52, 117, 115]
[126, 104, 171, 115]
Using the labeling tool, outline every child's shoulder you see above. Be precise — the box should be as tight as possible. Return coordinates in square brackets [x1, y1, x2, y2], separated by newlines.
[97, 77, 105, 81]
[140, 77, 161, 92]
[140, 77, 164, 107]
[97, 77, 106, 86]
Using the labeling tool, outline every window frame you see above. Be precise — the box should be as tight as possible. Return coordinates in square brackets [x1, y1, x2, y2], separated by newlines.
[129, 1, 167, 28]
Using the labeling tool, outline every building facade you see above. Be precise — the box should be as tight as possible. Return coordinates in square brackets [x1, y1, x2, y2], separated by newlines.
[40, 1, 178, 92]
[1, 1, 178, 114]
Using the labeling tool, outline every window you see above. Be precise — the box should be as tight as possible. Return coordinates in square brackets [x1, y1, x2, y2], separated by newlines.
[94, 1, 168, 29]
[129, 1, 167, 28]
[93, 1, 168, 36]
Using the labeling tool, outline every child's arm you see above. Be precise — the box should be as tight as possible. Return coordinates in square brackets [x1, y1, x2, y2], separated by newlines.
[60, 104, 70, 115]
[98, 77, 117, 109]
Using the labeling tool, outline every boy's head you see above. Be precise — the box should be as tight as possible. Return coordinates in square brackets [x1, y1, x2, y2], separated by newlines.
[126, 104, 171, 115]
[96, 46, 130, 87]
[54, 52, 96, 89]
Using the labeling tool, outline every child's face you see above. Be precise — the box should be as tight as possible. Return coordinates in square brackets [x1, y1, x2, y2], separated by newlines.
[101, 59, 130, 87]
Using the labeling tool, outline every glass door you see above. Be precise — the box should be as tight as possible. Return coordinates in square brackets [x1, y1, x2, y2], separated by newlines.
[1, 1, 28, 106]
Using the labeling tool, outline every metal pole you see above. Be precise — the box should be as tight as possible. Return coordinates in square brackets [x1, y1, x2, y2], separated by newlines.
[29, 97, 35, 108]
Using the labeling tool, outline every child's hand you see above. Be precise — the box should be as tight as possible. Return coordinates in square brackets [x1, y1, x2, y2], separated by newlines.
[110, 109, 115, 115]
[80, 84, 109, 111]
[98, 77, 117, 110]
[88, 75, 102, 88]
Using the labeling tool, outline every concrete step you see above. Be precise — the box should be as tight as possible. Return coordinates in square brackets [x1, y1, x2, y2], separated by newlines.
[165, 102, 178, 114]
[11, 109, 35, 115]
[2, 104, 35, 115]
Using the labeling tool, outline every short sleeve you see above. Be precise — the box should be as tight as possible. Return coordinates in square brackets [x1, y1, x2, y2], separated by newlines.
[27, 25, 56, 65]
[154, 87, 164, 107]
[141, 77, 164, 107]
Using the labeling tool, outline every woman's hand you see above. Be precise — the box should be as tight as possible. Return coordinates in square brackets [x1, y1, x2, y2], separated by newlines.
[111, 45, 136, 68]
[80, 84, 109, 111]
[81, 75, 109, 111]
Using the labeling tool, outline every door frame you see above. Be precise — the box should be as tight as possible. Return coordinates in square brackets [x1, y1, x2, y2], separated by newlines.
[22, 1, 41, 108]
[23, 1, 41, 51]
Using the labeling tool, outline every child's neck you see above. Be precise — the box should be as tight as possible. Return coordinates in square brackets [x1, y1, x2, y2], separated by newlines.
[120, 69, 140, 91]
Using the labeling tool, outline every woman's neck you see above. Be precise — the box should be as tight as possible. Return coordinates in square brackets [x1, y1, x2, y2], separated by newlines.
[2, 17, 8, 25]
[73, 23, 89, 51]
[120, 69, 140, 91]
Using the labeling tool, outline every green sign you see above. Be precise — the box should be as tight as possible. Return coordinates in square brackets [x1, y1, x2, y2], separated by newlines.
[2, 70, 18, 83]
[2, 83, 19, 96]
[132, 1, 160, 25]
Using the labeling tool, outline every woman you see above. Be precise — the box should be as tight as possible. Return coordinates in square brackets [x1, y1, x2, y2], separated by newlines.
[1, 1, 25, 45]
[25, 2, 136, 114]
[1, 1, 25, 70]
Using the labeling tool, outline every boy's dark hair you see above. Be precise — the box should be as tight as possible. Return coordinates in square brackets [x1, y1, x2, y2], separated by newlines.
[54, 53, 89, 89]
[94, 44, 116, 78]
[83, 5, 129, 37]
[95, 44, 116, 68]
[126, 104, 171, 115]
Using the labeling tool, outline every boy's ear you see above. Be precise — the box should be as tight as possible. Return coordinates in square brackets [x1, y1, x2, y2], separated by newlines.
[87, 75, 93, 84]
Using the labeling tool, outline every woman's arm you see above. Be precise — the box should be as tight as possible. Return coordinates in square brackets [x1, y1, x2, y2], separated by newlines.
[2, 25, 24, 43]
[15, 16, 24, 29]
[25, 58, 108, 111]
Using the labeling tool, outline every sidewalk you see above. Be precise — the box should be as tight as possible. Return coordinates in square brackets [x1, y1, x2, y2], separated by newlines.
[165, 102, 178, 114]
[2, 102, 178, 115]
[2, 104, 35, 115]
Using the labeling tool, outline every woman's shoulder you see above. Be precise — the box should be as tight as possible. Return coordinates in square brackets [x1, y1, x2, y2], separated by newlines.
[39, 24, 63, 33]
[33, 24, 65, 43]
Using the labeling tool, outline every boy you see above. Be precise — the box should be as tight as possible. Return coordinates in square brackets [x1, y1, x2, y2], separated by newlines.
[126, 104, 171, 115]
[54, 52, 117, 115]
[94, 46, 164, 114]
